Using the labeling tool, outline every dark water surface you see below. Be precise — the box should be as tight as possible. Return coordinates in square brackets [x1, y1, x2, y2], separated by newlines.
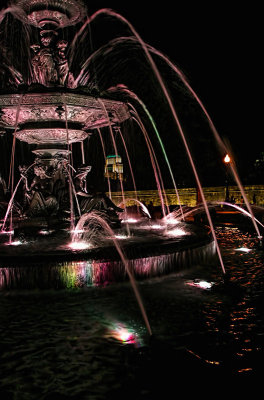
[0, 224, 263, 399]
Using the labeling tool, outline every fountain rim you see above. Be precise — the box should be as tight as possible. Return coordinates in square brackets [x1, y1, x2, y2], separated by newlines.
[0, 222, 215, 265]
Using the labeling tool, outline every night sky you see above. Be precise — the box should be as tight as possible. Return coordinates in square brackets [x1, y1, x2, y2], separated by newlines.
[0, 1, 262, 183]
[84, 1, 261, 172]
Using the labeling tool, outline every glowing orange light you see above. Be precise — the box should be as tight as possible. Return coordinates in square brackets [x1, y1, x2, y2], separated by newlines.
[224, 154, 231, 163]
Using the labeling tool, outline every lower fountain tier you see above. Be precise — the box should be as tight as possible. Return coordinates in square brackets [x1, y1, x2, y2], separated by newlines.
[0, 92, 131, 144]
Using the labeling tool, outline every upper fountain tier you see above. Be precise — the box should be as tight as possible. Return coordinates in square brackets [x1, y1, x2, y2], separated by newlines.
[12, 0, 87, 29]
[0, 92, 131, 144]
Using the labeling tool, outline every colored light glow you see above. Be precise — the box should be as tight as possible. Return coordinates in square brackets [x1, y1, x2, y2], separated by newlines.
[166, 228, 186, 237]
[0, 230, 14, 235]
[235, 247, 252, 253]
[68, 241, 91, 250]
[110, 324, 137, 344]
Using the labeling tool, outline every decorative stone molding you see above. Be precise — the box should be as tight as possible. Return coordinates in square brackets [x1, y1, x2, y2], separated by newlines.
[12, 0, 87, 28]
[0, 93, 131, 135]
[15, 128, 89, 144]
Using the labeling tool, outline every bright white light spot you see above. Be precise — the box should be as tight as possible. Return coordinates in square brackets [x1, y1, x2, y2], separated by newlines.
[0, 230, 14, 235]
[198, 280, 213, 289]
[186, 280, 214, 290]
[7, 240, 22, 246]
[164, 216, 180, 225]
[68, 241, 91, 250]
[122, 218, 138, 224]
[110, 324, 136, 344]
[235, 247, 252, 253]
[151, 224, 164, 230]
[115, 235, 128, 240]
[71, 229, 85, 234]
[38, 229, 54, 235]
[167, 228, 186, 237]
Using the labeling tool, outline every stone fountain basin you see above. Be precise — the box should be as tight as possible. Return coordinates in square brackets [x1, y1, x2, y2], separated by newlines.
[0, 221, 216, 289]
[0, 221, 215, 263]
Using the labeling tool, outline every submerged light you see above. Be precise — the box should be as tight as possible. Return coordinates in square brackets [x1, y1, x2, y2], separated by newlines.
[110, 323, 137, 344]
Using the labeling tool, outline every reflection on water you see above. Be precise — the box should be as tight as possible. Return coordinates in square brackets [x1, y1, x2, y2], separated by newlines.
[0, 225, 263, 398]
[0, 241, 215, 290]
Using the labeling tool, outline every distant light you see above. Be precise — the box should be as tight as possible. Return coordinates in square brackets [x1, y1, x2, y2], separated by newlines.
[68, 241, 91, 250]
[224, 154, 231, 163]
[235, 247, 252, 253]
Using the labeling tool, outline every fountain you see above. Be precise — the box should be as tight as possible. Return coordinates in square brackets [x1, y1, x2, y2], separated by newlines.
[0, 0, 240, 291]
[1, 3, 264, 395]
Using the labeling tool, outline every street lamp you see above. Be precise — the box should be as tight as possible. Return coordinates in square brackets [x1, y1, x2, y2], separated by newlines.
[223, 154, 231, 202]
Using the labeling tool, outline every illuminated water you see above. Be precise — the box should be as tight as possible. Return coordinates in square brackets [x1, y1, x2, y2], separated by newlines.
[0, 222, 263, 398]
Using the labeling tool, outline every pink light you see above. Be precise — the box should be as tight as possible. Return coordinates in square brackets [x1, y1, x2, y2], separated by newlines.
[111, 325, 137, 344]
[118, 329, 135, 343]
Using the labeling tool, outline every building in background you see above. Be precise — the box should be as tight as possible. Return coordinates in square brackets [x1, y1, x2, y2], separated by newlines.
[105, 155, 123, 181]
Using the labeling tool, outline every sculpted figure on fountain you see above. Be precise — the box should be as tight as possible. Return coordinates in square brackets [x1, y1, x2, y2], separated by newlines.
[30, 30, 75, 88]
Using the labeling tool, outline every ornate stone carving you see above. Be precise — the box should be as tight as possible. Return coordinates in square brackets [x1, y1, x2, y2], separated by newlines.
[0, 93, 131, 131]
[12, 0, 87, 28]
[15, 128, 89, 144]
